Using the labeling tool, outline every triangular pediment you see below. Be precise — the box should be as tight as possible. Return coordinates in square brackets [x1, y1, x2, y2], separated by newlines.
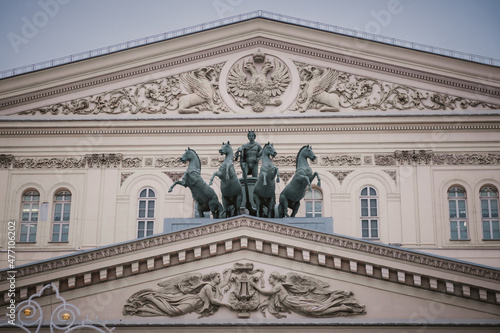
[1, 216, 499, 330]
[0, 18, 499, 119]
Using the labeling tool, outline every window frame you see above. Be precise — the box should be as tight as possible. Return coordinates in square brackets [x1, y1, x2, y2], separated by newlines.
[137, 188, 156, 238]
[360, 186, 379, 239]
[305, 187, 323, 218]
[480, 186, 499, 240]
[51, 190, 72, 243]
[19, 190, 40, 243]
[447, 186, 469, 241]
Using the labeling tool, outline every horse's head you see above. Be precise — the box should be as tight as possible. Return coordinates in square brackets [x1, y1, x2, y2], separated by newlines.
[263, 142, 277, 159]
[180, 148, 193, 163]
[300, 145, 316, 162]
[219, 141, 233, 156]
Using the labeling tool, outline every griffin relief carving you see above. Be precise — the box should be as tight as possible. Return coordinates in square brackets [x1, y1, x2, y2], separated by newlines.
[292, 62, 500, 112]
[292, 66, 341, 112]
[18, 64, 228, 115]
[227, 51, 291, 112]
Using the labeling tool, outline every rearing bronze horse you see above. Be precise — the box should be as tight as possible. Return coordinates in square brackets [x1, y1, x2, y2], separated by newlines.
[209, 142, 243, 217]
[278, 145, 321, 217]
[168, 148, 222, 219]
[253, 142, 280, 218]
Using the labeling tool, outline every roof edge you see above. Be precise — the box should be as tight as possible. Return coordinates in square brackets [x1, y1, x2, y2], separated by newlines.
[1, 10, 499, 79]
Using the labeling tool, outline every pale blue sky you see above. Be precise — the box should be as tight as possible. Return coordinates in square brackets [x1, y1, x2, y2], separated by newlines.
[0, 0, 499, 73]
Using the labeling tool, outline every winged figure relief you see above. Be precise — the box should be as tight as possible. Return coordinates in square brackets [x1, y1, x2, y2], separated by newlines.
[169, 67, 226, 114]
[250, 272, 366, 319]
[293, 66, 341, 112]
[123, 270, 234, 318]
[227, 54, 291, 112]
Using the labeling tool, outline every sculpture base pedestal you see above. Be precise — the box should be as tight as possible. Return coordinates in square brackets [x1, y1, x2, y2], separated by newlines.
[239, 177, 257, 214]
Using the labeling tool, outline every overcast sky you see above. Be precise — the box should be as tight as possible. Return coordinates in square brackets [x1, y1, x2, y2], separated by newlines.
[0, 0, 499, 73]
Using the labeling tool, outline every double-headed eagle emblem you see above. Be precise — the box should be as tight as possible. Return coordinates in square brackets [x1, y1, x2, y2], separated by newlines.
[227, 51, 290, 112]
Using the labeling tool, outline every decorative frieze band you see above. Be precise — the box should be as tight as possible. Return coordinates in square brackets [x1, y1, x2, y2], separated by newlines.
[375, 151, 500, 166]
[2, 151, 499, 169]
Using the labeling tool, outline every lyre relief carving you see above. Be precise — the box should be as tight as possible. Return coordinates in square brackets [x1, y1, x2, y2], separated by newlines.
[226, 262, 264, 318]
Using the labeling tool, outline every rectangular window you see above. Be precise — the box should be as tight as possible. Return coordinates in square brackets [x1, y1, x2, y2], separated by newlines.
[137, 221, 154, 238]
[450, 220, 468, 240]
[20, 224, 37, 242]
[361, 219, 369, 238]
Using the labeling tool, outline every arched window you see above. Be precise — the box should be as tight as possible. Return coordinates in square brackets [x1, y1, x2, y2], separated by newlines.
[20, 190, 39, 242]
[305, 188, 322, 217]
[448, 187, 468, 240]
[360, 186, 379, 239]
[137, 188, 156, 238]
[480, 186, 499, 240]
[52, 190, 71, 242]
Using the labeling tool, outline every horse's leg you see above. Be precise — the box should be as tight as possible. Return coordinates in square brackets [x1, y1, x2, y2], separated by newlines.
[208, 171, 220, 186]
[313, 171, 321, 187]
[268, 195, 276, 218]
[278, 194, 288, 218]
[290, 201, 301, 217]
[208, 199, 219, 219]
[236, 193, 243, 216]
[253, 193, 261, 217]
[261, 170, 268, 186]
[197, 205, 205, 218]
[225, 196, 233, 217]
[299, 174, 312, 191]
[168, 180, 184, 192]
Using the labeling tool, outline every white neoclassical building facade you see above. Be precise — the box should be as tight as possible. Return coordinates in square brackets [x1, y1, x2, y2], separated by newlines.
[0, 11, 499, 332]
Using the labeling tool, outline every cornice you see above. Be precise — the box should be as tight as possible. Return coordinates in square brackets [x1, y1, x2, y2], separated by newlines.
[1, 216, 498, 281]
[1, 120, 500, 136]
[1, 36, 499, 112]
[1, 216, 499, 308]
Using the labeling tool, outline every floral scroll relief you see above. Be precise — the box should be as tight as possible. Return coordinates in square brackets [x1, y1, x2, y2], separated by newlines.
[292, 62, 500, 112]
[18, 64, 228, 116]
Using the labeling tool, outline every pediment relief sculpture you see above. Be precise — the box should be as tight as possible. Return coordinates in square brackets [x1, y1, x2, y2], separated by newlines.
[122, 262, 366, 319]
[14, 52, 499, 117]
[291, 62, 500, 112]
[18, 63, 228, 116]
[227, 50, 291, 112]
